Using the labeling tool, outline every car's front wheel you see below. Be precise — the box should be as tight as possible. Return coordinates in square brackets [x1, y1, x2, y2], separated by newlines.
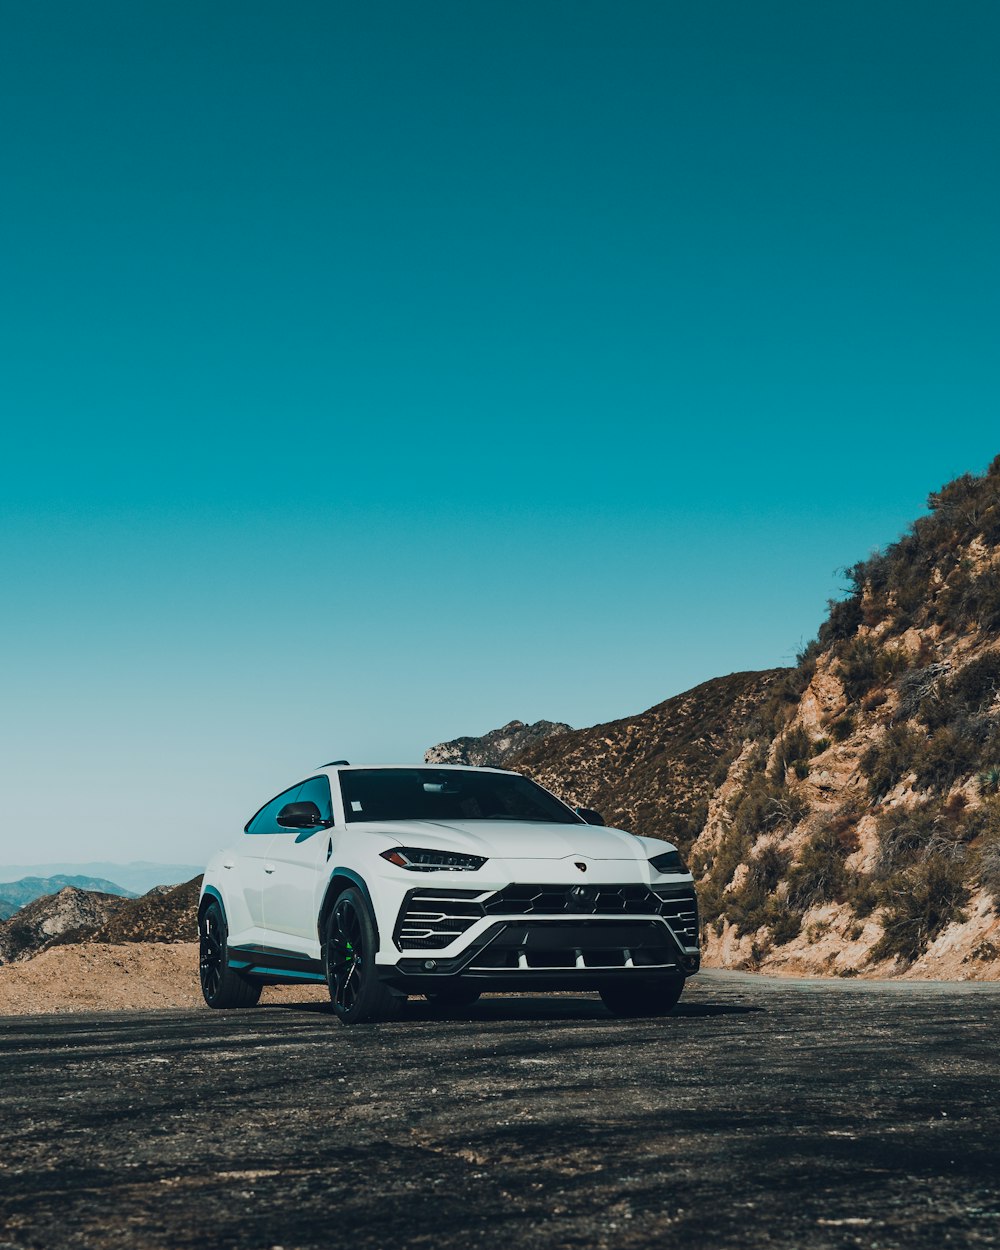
[323, 888, 404, 1025]
[599, 976, 685, 1018]
[199, 901, 262, 1009]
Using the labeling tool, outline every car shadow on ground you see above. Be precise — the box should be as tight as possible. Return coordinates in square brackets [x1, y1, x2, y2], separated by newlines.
[264, 995, 764, 1021]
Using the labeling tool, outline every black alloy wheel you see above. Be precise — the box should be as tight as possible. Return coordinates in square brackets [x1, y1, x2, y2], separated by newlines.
[199, 906, 224, 999]
[324, 888, 404, 1025]
[199, 901, 262, 1009]
[599, 976, 685, 1018]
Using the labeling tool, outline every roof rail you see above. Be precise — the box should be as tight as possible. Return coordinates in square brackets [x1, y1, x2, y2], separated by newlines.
[323, 759, 350, 767]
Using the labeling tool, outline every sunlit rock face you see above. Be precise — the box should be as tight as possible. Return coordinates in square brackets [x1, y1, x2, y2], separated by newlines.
[425, 719, 573, 768]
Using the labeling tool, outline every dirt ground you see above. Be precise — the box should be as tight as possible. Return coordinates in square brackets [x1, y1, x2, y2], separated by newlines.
[3, 933, 1000, 1019]
[0, 942, 328, 1014]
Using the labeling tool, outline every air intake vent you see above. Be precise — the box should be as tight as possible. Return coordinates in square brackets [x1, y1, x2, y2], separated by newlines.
[394, 888, 488, 950]
[653, 888, 699, 948]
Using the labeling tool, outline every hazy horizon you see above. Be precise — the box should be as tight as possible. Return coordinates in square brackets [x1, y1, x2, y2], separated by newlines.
[2, 2, 997, 865]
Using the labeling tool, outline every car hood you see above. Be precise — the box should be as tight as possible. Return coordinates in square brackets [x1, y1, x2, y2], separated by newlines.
[366, 819, 647, 861]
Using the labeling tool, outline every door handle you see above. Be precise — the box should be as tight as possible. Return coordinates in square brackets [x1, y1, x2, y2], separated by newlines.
[223, 860, 234, 870]
[264, 864, 276, 874]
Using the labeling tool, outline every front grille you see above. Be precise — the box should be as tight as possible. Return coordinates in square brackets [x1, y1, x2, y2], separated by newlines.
[484, 883, 661, 917]
[394, 883, 700, 952]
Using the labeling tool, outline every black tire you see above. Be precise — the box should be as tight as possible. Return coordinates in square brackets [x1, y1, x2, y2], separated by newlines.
[424, 985, 482, 1010]
[324, 888, 404, 1025]
[599, 976, 685, 1018]
[199, 901, 262, 1009]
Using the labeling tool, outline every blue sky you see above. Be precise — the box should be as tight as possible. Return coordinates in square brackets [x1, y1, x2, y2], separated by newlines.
[1, 1, 997, 866]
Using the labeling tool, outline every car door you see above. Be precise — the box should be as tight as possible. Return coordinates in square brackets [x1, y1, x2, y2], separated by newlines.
[261, 774, 335, 956]
[231, 783, 303, 947]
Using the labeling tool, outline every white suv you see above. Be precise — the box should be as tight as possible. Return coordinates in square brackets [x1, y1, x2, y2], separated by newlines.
[199, 764, 699, 1024]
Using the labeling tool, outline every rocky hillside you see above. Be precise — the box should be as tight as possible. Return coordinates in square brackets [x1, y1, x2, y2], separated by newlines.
[685, 461, 1000, 978]
[0, 888, 129, 963]
[426, 719, 573, 767]
[0, 879, 200, 964]
[513, 671, 784, 850]
[84, 878, 200, 945]
[502, 460, 1000, 980]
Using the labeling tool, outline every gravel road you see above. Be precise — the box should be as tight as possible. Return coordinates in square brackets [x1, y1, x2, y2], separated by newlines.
[1, 971, 998, 1249]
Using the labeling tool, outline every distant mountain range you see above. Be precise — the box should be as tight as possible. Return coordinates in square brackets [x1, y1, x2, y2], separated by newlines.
[0, 862, 204, 897]
[0, 875, 136, 919]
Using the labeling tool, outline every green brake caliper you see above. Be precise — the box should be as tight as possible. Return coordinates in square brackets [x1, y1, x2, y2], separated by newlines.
[343, 940, 357, 985]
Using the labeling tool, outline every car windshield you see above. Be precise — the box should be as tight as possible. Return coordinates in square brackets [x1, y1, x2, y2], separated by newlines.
[339, 768, 584, 825]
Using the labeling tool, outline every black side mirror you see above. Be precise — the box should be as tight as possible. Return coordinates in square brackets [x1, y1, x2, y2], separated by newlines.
[277, 801, 329, 829]
[576, 807, 606, 826]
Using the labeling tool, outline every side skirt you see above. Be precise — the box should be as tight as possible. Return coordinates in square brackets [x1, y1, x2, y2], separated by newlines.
[228, 944, 327, 984]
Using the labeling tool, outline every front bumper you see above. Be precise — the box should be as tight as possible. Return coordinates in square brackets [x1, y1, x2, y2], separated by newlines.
[380, 880, 700, 992]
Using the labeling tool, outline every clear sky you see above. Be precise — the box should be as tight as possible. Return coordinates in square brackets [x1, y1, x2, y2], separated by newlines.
[1, 1, 998, 867]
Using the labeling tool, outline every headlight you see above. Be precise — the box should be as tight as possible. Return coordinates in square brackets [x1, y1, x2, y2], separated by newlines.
[379, 848, 488, 872]
[649, 849, 687, 874]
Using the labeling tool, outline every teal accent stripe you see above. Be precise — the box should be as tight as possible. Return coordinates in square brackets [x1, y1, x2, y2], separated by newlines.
[253, 967, 327, 982]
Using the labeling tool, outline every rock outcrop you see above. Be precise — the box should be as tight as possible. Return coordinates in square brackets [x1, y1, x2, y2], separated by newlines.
[0, 888, 129, 964]
[425, 719, 572, 768]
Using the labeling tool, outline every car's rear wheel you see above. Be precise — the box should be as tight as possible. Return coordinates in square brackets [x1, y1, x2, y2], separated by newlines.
[199, 901, 262, 1009]
[599, 976, 685, 1018]
[424, 985, 482, 1010]
[324, 889, 404, 1025]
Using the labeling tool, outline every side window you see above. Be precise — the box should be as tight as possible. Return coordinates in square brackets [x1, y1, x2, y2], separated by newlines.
[245, 784, 302, 835]
[297, 775, 333, 823]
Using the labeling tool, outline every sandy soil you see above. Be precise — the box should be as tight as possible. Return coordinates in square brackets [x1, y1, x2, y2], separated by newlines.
[0, 942, 329, 1015]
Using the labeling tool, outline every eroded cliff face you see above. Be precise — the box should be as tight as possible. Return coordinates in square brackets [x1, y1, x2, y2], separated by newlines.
[690, 645, 1000, 980]
[686, 462, 1000, 979]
